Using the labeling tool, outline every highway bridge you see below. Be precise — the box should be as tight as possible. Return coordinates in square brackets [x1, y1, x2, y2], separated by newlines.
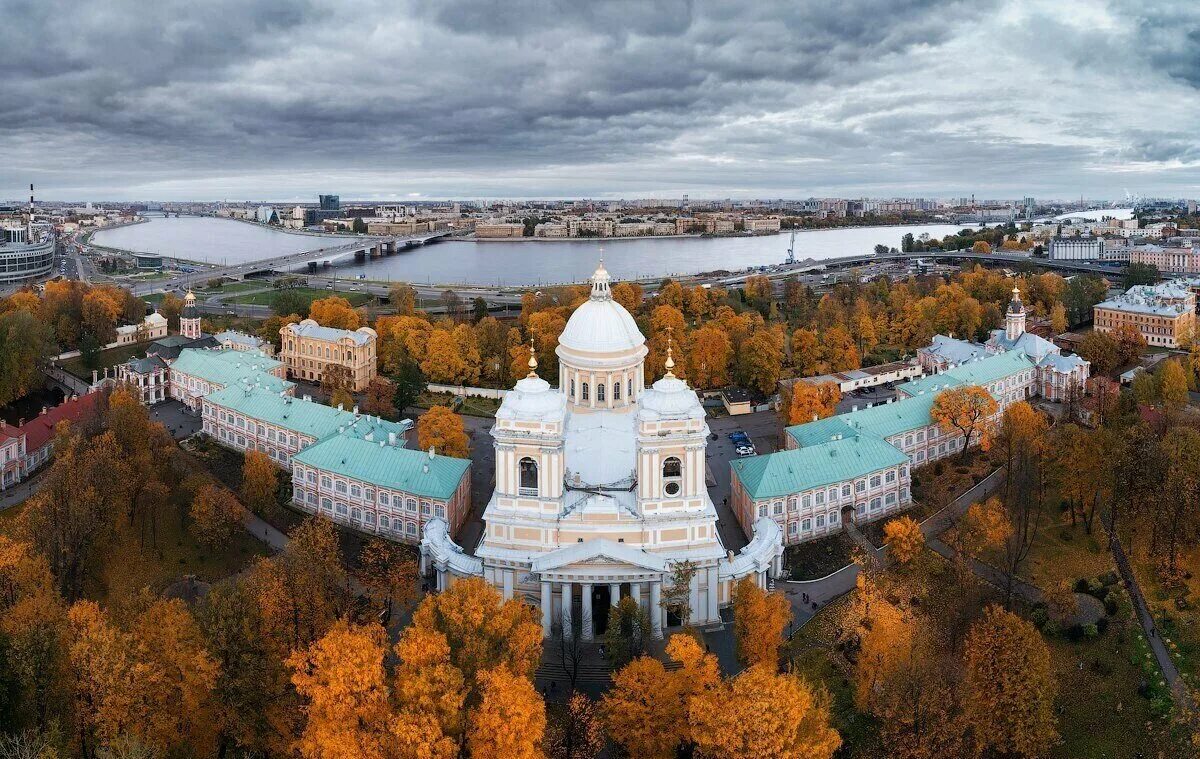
[714, 249, 1128, 286]
[130, 229, 462, 295]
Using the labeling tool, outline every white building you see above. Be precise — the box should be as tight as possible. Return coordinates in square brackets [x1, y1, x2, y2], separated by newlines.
[422, 262, 783, 639]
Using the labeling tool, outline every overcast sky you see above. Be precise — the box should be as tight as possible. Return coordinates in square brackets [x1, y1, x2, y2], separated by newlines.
[2, 0, 1198, 202]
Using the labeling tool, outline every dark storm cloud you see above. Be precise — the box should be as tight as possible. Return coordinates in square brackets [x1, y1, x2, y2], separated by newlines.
[0, 0, 1197, 200]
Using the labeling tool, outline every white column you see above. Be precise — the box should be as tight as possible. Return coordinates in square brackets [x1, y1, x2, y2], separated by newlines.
[502, 570, 514, 601]
[581, 583, 594, 642]
[688, 573, 700, 626]
[706, 566, 718, 624]
[436, 568, 447, 592]
[630, 582, 642, 613]
[561, 582, 574, 640]
[609, 582, 621, 607]
[650, 580, 663, 639]
[541, 581, 552, 638]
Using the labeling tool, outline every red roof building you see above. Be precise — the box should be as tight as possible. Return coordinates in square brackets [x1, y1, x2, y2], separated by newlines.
[18, 392, 102, 474]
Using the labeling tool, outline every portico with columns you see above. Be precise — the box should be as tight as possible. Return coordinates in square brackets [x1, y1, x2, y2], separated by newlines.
[421, 261, 784, 639]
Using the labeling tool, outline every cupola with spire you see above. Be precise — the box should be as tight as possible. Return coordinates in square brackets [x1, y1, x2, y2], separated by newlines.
[180, 289, 202, 339]
[1005, 285, 1026, 342]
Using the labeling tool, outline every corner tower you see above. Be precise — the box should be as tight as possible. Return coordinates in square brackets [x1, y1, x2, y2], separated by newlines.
[1005, 286, 1026, 342]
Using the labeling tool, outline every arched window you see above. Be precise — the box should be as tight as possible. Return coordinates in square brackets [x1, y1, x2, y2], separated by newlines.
[570, 378, 575, 398]
[519, 457, 538, 495]
[597, 383, 605, 402]
[613, 381, 620, 400]
[662, 456, 682, 497]
[581, 383, 589, 401]
[628, 378, 633, 397]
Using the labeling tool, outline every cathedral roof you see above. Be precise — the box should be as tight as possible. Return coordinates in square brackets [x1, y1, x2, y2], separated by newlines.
[558, 262, 645, 354]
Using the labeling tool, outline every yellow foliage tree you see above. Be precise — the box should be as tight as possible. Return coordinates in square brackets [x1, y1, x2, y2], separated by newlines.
[467, 666, 547, 759]
[930, 385, 998, 460]
[189, 483, 243, 547]
[289, 620, 394, 759]
[686, 325, 732, 389]
[731, 577, 792, 668]
[786, 381, 840, 425]
[600, 656, 685, 759]
[883, 516, 925, 565]
[416, 405, 470, 459]
[308, 296, 362, 330]
[962, 605, 1058, 758]
[689, 664, 841, 759]
[241, 449, 278, 515]
[420, 328, 469, 385]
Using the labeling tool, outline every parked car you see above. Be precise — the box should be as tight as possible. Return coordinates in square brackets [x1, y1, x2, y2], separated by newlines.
[736, 445, 756, 456]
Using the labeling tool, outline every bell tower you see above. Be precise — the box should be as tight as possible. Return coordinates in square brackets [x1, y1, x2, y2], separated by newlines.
[1005, 286, 1026, 342]
[636, 339, 709, 515]
[180, 290, 202, 339]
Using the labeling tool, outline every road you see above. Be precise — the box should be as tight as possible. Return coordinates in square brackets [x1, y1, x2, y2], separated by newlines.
[705, 410, 784, 551]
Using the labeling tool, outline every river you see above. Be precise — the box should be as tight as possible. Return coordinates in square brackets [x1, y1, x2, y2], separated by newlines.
[93, 216, 978, 286]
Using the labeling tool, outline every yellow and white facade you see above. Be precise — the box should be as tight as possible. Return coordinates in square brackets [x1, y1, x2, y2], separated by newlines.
[422, 262, 783, 639]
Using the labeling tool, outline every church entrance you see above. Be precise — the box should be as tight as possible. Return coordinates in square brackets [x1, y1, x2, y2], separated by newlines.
[592, 584, 613, 635]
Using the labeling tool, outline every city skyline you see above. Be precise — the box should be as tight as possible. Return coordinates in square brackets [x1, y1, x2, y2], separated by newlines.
[2, 0, 1199, 201]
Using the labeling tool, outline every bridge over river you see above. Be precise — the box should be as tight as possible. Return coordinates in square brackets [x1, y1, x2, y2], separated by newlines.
[130, 229, 462, 295]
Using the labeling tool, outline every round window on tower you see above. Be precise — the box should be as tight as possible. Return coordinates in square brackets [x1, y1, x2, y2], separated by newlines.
[664, 481, 681, 496]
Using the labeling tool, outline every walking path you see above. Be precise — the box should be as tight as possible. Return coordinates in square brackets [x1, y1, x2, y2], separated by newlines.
[1108, 534, 1197, 716]
[780, 468, 1007, 626]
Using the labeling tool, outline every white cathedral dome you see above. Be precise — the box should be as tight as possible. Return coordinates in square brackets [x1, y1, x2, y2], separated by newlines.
[558, 262, 645, 355]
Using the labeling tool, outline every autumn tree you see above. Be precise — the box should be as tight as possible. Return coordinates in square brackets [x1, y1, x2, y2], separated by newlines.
[250, 517, 350, 655]
[737, 328, 784, 395]
[952, 497, 1012, 564]
[467, 666, 546, 759]
[416, 405, 469, 459]
[883, 515, 925, 565]
[363, 376, 397, 419]
[685, 325, 732, 389]
[189, 483, 243, 547]
[821, 325, 860, 372]
[611, 282, 643, 315]
[785, 381, 840, 425]
[689, 665, 841, 759]
[1112, 322, 1146, 366]
[962, 605, 1057, 758]
[546, 692, 605, 759]
[308, 296, 361, 330]
[420, 327, 468, 385]
[600, 656, 684, 759]
[241, 450, 278, 516]
[790, 328, 821, 376]
[359, 537, 417, 622]
[1077, 330, 1120, 374]
[930, 385, 998, 461]
[731, 576, 791, 668]
[289, 620, 393, 759]
[389, 283, 418, 316]
[1158, 359, 1189, 413]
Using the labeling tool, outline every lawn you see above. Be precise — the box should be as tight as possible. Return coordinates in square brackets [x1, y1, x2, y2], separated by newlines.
[199, 280, 267, 295]
[0, 481, 268, 606]
[416, 391, 501, 418]
[58, 342, 147, 380]
[1129, 542, 1200, 686]
[783, 558, 1190, 758]
[228, 287, 374, 308]
[784, 532, 859, 580]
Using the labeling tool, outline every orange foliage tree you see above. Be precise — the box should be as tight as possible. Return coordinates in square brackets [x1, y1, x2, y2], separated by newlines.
[962, 605, 1058, 758]
[785, 381, 840, 425]
[883, 516, 925, 565]
[241, 449, 278, 516]
[189, 483, 243, 547]
[686, 325, 732, 389]
[930, 385, 998, 460]
[731, 577, 792, 668]
[308, 296, 361, 330]
[416, 405, 470, 459]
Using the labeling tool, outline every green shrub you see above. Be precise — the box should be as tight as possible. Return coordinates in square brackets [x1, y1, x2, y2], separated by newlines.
[1083, 623, 1099, 639]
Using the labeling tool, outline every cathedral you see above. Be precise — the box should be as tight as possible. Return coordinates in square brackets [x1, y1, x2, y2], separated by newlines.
[421, 262, 784, 639]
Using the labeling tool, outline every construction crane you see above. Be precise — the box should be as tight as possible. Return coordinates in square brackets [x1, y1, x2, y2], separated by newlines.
[785, 229, 796, 265]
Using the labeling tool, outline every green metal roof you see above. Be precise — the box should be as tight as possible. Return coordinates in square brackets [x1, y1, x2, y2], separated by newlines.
[171, 348, 290, 393]
[788, 393, 940, 446]
[205, 385, 409, 442]
[732, 436, 909, 500]
[293, 435, 470, 500]
[896, 350, 1033, 397]
[787, 416, 860, 447]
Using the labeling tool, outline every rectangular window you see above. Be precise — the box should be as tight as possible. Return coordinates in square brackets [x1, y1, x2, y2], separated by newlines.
[801, 519, 812, 531]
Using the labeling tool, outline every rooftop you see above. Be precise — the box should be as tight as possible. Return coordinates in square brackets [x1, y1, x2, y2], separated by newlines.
[284, 319, 375, 346]
[171, 348, 289, 393]
[205, 384, 409, 442]
[293, 435, 468, 500]
[732, 435, 909, 499]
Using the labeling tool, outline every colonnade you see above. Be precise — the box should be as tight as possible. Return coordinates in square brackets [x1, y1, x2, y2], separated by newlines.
[541, 578, 664, 641]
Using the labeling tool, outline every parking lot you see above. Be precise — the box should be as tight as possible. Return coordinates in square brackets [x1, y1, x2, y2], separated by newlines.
[836, 383, 897, 414]
[705, 410, 783, 551]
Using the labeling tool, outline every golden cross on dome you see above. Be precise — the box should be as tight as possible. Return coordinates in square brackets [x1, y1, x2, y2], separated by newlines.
[527, 338, 538, 378]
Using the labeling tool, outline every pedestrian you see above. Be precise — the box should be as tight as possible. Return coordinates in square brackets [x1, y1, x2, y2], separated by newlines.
[811, 601, 817, 611]
[802, 592, 809, 603]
